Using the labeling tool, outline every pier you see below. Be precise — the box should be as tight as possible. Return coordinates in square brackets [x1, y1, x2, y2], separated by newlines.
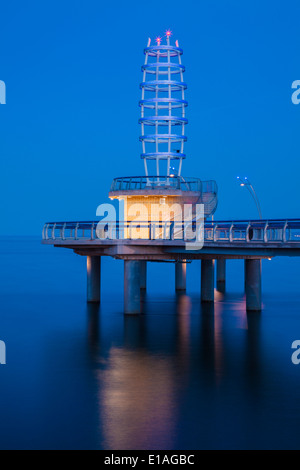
[42, 218, 300, 313]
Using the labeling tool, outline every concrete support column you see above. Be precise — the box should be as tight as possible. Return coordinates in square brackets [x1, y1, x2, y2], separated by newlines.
[87, 256, 101, 303]
[140, 261, 147, 291]
[245, 259, 262, 311]
[124, 260, 142, 314]
[175, 261, 187, 291]
[217, 259, 226, 292]
[201, 259, 215, 302]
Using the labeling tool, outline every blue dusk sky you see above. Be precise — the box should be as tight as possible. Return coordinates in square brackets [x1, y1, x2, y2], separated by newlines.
[0, 0, 299, 235]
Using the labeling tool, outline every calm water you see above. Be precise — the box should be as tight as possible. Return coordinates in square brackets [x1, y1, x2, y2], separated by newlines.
[0, 237, 300, 449]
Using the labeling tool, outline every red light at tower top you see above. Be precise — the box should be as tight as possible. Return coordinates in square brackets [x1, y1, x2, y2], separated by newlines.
[154, 31, 173, 46]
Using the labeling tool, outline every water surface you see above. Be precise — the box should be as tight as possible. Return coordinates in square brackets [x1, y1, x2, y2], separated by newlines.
[0, 237, 299, 449]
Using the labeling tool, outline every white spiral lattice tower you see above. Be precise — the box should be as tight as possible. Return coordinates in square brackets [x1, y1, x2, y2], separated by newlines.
[139, 31, 187, 182]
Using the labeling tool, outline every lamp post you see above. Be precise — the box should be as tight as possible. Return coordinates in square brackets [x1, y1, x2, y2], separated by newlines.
[237, 176, 262, 220]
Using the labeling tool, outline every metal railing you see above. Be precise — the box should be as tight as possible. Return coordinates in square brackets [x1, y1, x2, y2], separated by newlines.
[110, 176, 206, 192]
[42, 219, 300, 244]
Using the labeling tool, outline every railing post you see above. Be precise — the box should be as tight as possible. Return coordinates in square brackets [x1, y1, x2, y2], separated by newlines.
[75, 223, 79, 240]
[283, 221, 288, 243]
[229, 224, 234, 242]
[246, 223, 251, 242]
[62, 223, 66, 240]
[264, 222, 268, 243]
[213, 224, 218, 242]
[43, 224, 48, 240]
[52, 223, 56, 240]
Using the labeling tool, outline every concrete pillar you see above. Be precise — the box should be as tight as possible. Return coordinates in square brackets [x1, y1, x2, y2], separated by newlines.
[245, 259, 262, 311]
[124, 260, 142, 314]
[175, 261, 187, 291]
[87, 256, 101, 303]
[217, 259, 226, 292]
[201, 259, 215, 302]
[140, 261, 147, 290]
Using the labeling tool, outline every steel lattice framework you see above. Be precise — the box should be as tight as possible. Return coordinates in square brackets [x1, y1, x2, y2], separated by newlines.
[139, 32, 187, 181]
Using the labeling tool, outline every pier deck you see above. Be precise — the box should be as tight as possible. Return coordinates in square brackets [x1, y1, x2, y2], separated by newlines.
[42, 218, 300, 259]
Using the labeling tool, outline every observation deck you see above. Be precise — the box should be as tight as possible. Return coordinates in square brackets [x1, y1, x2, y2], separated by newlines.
[109, 176, 218, 218]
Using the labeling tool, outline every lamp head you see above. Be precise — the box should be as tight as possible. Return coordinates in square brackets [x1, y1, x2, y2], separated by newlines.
[169, 166, 178, 177]
[237, 176, 250, 186]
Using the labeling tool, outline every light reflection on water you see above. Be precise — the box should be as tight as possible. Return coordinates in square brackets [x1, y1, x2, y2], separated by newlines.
[85, 294, 270, 450]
